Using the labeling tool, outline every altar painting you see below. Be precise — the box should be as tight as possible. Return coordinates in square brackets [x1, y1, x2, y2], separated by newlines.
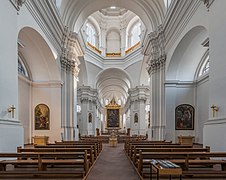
[35, 104, 50, 130]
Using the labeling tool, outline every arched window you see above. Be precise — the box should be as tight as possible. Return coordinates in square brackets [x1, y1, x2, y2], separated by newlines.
[18, 56, 29, 78]
[86, 23, 96, 46]
[130, 22, 141, 47]
[164, 0, 173, 9]
[106, 30, 121, 53]
[198, 55, 210, 77]
[54, 0, 62, 10]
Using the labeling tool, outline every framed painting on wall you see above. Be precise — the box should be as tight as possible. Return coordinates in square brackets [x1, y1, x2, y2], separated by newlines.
[175, 104, 194, 130]
[35, 104, 50, 130]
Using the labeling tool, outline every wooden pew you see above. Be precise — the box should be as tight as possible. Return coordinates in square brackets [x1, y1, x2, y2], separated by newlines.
[137, 151, 226, 177]
[127, 144, 192, 158]
[54, 141, 102, 155]
[125, 141, 174, 155]
[124, 140, 172, 153]
[34, 144, 98, 160]
[132, 147, 210, 164]
[0, 151, 89, 176]
[18, 146, 95, 165]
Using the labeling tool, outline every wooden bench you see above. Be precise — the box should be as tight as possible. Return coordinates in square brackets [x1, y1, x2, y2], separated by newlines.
[137, 151, 226, 177]
[34, 144, 98, 160]
[0, 151, 89, 176]
[132, 147, 210, 164]
[128, 144, 193, 158]
[0, 170, 85, 178]
[124, 140, 172, 153]
[18, 146, 95, 164]
[54, 140, 102, 153]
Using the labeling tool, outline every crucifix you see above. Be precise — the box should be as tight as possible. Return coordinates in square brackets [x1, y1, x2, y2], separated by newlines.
[8, 105, 16, 118]
[210, 104, 218, 118]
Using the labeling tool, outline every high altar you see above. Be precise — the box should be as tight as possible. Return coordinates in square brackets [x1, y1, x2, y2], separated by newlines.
[106, 98, 121, 129]
[105, 98, 121, 146]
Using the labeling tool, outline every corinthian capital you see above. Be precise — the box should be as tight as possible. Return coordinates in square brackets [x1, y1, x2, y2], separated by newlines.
[61, 27, 83, 75]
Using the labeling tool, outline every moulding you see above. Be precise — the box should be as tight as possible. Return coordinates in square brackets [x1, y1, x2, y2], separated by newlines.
[25, 0, 64, 53]
[0, 118, 22, 126]
[32, 80, 62, 88]
[165, 80, 195, 88]
[163, 0, 202, 51]
[204, 117, 226, 125]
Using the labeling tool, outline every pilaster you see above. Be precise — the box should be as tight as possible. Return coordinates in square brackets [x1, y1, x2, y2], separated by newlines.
[128, 86, 150, 136]
[145, 25, 166, 140]
[61, 26, 83, 140]
[77, 86, 99, 136]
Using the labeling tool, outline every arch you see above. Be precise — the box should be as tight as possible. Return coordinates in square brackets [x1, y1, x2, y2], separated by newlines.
[18, 27, 61, 82]
[95, 68, 132, 106]
[166, 26, 208, 81]
[60, 0, 165, 33]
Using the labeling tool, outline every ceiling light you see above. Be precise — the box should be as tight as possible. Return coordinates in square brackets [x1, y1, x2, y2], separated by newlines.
[110, 6, 116, 9]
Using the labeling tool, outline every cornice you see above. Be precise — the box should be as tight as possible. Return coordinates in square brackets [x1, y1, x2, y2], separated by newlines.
[164, 80, 195, 88]
[31, 80, 62, 88]
[25, 0, 64, 53]
[128, 86, 150, 102]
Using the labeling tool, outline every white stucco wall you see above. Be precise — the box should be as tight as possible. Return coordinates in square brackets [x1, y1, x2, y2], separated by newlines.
[32, 85, 62, 143]
[18, 77, 31, 144]
[0, 0, 24, 152]
[196, 78, 209, 143]
[165, 85, 195, 142]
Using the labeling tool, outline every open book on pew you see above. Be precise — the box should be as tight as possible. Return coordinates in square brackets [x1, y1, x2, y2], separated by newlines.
[151, 159, 180, 169]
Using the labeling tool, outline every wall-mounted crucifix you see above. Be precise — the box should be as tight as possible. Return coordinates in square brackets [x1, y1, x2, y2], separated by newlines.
[210, 104, 218, 118]
[8, 105, 16, 118]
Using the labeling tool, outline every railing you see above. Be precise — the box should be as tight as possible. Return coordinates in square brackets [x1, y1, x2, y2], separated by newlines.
[106, 52, 121, 57]
[125, 41, 141, 54]
[87, 42, 102, 54]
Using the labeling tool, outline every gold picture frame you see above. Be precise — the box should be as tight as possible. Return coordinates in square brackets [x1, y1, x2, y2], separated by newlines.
[35, 104, 50, 130]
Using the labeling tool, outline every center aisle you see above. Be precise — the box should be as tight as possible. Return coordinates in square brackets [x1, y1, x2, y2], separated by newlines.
[85, 143, 141, 180]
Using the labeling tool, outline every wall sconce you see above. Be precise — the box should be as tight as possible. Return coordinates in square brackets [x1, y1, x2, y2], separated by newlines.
[210, 104, 218, 118]
[8, 105, 16, 118]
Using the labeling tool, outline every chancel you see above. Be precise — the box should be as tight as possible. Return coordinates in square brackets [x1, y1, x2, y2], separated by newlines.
[1, 0, 226, 179]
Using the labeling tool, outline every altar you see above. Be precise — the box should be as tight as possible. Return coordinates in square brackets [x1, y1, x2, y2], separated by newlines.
[109, 130, 118, 147]
[178, 135, 194, 145]
[33, 135, 49, 145]
[105, 127, 121, 134]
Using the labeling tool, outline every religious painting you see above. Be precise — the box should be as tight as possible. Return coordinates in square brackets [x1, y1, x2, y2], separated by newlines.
[107, 109, 119, 127]
[88, 113, 92, 123]
[134, 113, 138, 123]
[175, 104, 194, 130]
[35, 104, 50, 130]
